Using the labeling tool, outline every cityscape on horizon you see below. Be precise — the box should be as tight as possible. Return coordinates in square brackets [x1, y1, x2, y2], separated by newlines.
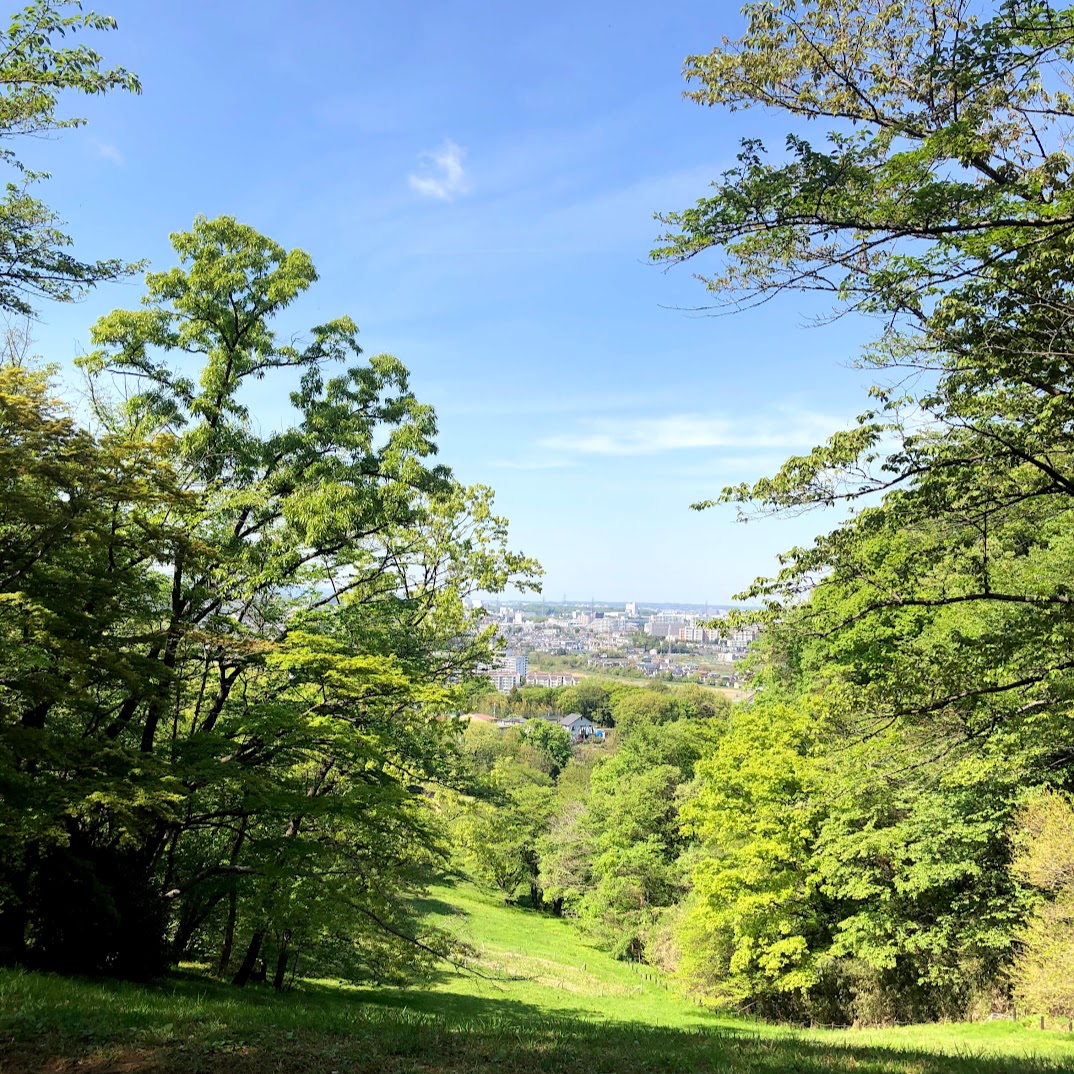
[464, 597, 760, 696]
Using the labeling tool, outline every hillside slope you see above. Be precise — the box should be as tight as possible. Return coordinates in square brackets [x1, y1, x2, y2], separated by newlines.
[392, 880, 709, 1027]
[2, 881, 1074, 1073]
[365, 878, 1074, 1062]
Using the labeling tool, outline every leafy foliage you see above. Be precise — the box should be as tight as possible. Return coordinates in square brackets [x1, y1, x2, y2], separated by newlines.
[1010, 791, 1074, 1017]
[0, 1, 142, 312]
[0, 216, 538, 983]
[641, 0, 1074, 1021]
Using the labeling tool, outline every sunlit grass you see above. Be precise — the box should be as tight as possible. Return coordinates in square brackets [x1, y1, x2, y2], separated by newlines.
[2, 880, 1073, 1072]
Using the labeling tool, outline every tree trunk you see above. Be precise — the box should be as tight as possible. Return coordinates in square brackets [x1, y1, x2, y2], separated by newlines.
[217, 890, 237, 977]
[231, 928, 264, 987]
[216, 814, 248, 976]
[272, 930, 292, 992]
[170, 900, 205, 964]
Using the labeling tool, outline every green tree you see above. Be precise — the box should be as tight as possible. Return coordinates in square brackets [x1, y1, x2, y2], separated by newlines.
[654, 0, 1074, 740]
[538, 759, 594, 916]
[1010, 791, 1074, 1018]
[679, 698, 1027, 1022]
[0, 1, 141, 313]
[537, 800, 592, 917]
[522, 718, 572, 775]
[0, 216, 538, 979]
[581, 721, 704, 959]
[458, 759, 555, 905]
[459, 719, 514, 774]
[0, 362, 179, 971]
[556, 680, 612, 723]
[652, 2, 1074, 1015]
[609, 688, 678, 734]
[505, 685, 556, 717]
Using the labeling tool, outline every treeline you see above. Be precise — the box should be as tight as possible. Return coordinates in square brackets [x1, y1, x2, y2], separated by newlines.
[470, 679, 725, 727]
[451, 675, 1073, 1025]
[0, 6, 537, 985]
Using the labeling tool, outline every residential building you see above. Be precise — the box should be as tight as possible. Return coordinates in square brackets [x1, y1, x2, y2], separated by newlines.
[503, 652, 528, 677]
[525, 671, 581, 688]
[559, 713, 595, 741]
[488, 671, 520, 693]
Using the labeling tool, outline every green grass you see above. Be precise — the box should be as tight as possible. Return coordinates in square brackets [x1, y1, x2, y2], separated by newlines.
[2, 879, 1074, 1072]
[396, 881, 717, 1027]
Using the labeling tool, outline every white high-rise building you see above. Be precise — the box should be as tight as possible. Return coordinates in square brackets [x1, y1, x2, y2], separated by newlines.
[625, 601, 637, 616]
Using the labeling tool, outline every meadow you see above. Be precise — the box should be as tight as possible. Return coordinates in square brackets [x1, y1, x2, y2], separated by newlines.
[3, 880, 1073, 1074]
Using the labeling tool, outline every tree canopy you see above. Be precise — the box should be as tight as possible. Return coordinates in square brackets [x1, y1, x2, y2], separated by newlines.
[0, 215, 538, 981]
[643, 0, 1074, 1021]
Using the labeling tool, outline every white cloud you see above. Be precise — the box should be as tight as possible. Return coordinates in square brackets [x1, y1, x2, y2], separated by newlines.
[90, 138, 124, 167]
[408, 141, 468, 201]
[488, 457, 576, 471]
[539, 410, 847, 457]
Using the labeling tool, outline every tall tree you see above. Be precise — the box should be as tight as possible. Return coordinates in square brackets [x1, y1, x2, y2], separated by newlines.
[581, 721, 704, 959]
[651, 0, 1074, 1019]
[0, 216, 538, 978]
[654, 0, 1074, 753]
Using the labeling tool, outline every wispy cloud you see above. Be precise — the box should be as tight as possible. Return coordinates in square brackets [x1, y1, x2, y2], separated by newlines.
[408, 141, 468, 201]
[487, 457, 577, 471]
[540, 411, 847, 457]
[90, 138, 124, 167]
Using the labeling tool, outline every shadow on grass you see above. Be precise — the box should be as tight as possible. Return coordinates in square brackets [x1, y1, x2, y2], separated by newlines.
[2, 968, 1073, 1074]
[410, 895, 470, 919]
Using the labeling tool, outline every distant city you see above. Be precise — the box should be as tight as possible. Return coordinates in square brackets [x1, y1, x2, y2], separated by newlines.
[467, 598, 760, 693]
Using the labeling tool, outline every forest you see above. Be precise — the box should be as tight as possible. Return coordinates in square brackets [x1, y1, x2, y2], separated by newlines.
[2, 0, 1074, 1049]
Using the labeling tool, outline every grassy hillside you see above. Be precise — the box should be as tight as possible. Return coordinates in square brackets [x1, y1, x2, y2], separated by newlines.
[389, 881, 1074, 1058]
[384, 880, 709, 1027]
[2, 878, 1074, 1073]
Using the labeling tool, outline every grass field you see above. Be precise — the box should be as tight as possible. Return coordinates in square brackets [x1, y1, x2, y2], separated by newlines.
[2, 879, 1073, 1073]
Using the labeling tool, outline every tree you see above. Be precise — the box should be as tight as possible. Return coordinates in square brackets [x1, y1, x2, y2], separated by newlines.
[457, 759, 555, 905]
[0, 362, 179, 972]
[459, 720, 515, 774]
[522, 718, 572, 775]
[0, 216, 539, 979]
[609, 688, 678, 734]
[556, 680, 612, 723]
[581, 721, 703, 959]
[1010, 791, 1074, 1018]
[0, 1, 141, 313]
[679, 697, 1027, 1022]
[649, 3, 1074, 1017]
[536, 755, 594, 917]
[653, 0, 1074, 743]
[538, 803, 591, 917]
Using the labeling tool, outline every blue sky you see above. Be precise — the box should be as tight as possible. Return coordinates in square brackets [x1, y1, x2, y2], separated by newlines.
[28, 0, 881, 603]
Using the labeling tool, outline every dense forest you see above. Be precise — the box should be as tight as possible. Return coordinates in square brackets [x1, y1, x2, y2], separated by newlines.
[2, 0, 1074, 1035]
[451, 674, 1072, 1024]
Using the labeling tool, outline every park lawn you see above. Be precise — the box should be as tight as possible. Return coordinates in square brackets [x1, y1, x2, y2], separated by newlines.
[2, 879, 1074, 1073]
